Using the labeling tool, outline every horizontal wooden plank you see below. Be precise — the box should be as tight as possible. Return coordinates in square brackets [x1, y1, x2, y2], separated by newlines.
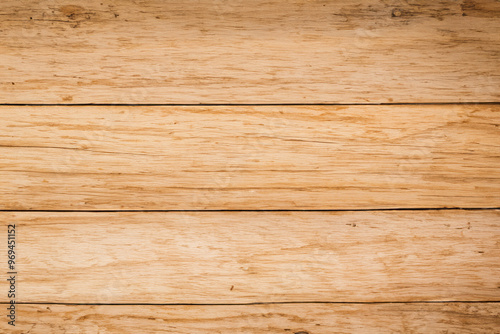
[1, 0, 499, 104]
[2, 210, 499, 303]
[1, 105, 499, 210]
[2, 303, 500, 333]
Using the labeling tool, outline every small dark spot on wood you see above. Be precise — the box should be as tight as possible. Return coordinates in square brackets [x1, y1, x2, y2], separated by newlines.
[230, 285, 234, 291]
[148, 317, 155, 320]
[478, 251, 484, 253]
[114, 13, 119, 18]
[294, 331, 309, 334]
[462, 13, 467, 16]
[30, 17, 32, 20]
[156, 16, 161, 19]
[11, 82, 15, 85]
[392, 8, 402, 17]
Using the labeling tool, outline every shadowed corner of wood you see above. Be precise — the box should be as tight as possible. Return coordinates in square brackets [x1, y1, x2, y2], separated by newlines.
[460, 0, 500, 17]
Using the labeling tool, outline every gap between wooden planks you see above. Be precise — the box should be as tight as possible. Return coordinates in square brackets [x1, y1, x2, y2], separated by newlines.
[1, 210, 499, 304]
[0, 303, 499, 333]
[1, 0, 499, 104]
[1, 104, 499, 210]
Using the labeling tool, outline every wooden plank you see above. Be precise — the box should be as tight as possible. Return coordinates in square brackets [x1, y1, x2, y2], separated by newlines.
[0, 0, 499, 104]
[1, 210, 499, 303]
[2, 303, 500, 333]
[1, 104, 499, 210]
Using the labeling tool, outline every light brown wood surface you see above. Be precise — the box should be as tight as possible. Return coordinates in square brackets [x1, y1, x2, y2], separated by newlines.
[1, 104, 499, 210]
[1, 303, 499, 334]
[2, 0, 499, 331]
[1, 210, 499, 304]
[1, 0, 499, 104]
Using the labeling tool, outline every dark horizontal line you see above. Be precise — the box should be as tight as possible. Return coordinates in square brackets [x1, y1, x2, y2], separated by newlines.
[2, 301, 500, 306]
[0, 102, 499, 107]
[1, 207, 499, 213]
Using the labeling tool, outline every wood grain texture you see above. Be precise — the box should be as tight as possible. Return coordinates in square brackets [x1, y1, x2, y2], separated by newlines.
[1, 0, 499, 104]
[1, 210, 499, 303]
[1, 104, 499, 210]
[2, 303, 500, 333]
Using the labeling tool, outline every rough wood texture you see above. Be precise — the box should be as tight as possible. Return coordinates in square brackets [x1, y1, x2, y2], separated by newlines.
[1, 104, 499, 210]
[1, 0, 499, 104]
[1, 303, 500, 334]
[1, 210, 499, 304]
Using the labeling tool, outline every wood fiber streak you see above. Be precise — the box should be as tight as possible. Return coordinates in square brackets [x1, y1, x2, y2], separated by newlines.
[0, 0, 499, 103]
[1, 210, 499, 304]
[1, 303, 500, 334]
[1, 105, 499, 210]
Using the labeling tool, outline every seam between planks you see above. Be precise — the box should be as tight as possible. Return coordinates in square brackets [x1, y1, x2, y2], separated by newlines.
[3, 301, 500, 306]
[0, 102, 499, 107]
[2, 207, 499, 213]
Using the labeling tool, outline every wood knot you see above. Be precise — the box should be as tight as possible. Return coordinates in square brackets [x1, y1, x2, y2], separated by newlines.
[59, 5, 95, 23]
[391, 8, 402, 17]
[59, 5, 86, 19]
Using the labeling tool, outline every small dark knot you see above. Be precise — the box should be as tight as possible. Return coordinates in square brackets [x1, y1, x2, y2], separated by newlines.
[392, 8, 402, 17]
